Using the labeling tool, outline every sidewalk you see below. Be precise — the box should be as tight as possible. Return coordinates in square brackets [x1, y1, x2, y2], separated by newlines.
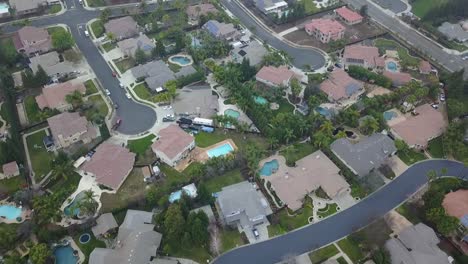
[0, 1, 66, 26]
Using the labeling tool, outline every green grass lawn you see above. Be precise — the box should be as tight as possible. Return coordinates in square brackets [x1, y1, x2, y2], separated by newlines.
[114, 58, 135, 73]
[410, 0, 447, 18]
[268, 198, 313, 237]
[133, 83, 155, 102]
[350, 182, 368, 199]
[220, 229, 245, 253]
[279, 143, 316, 165]
[374, 38, 420, 67]
[46, 171, 81, 194]
[195, 130, 268, 151]
[87, 0, 106, 7]
[308, 244, 339, 264]
[337, 238, 364, 263]
[84, 79, 98, 95]
[427, 137, 445, 158]
[26, 129, 54, 181]
[90, 20, 104, 38]
[101, 42, 116, 52]
[396, 203, 422, 224]
[303, 0, 321, 14]
[317, 203, 339, 219]
[24, 96, 44, 123]
[166, 245, 211, 264]
[86, 94, 109, 117]
[204, 169, 243, 194]
[127, 134, 156, 155]
[0, 176, 27, 196]
[336, 256, 348, 264]
[48, 4, 62, 14]
[47, 26, 67, 35]
[73, 232, 106, 264]
[398, 149, 427, 165]
[168, 62, 181, 72]
[0, 103, 9, 126]
[274, 98, 295, 114]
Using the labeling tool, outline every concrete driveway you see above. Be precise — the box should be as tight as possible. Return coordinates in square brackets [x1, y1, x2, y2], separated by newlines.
[242, 222, 270, 244]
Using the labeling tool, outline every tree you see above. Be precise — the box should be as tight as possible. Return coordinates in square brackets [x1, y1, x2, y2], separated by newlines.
[0, 224, 17, 251]
[65, 90, 84, 109]
[163, 204, 186, 251]
[290, 78, 302, 99]
[0, 39, 18, 66]
[29, 243, 51, 264]
[196, 182, 213, 204]
[360, 5, 368, 17]
[77, 189, 97, 216]
[372, 248, 391, 264]
[106, 32, 116, 42]
[359, 116, 379, 135]
[21, 70, 37, 88]
[134, 47, 147, 64]
[52, 30, 75, 51]
[100, 8, 111, 22]
[34, 66, 50, 87]
[50, 151, 73, 182]
[152, 41, 166, 58]
[187, 211, 209, 246]
[4, 254, 25, 264]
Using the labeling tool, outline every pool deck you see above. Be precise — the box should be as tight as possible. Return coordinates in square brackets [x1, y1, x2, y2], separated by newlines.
[0, 200, 31, 224]
[174, 139, 238, 172]
[61, 236, 85, 264]
[168, 54, 194, 67]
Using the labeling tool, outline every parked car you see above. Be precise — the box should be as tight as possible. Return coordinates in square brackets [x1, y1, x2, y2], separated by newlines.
[162, 117, 175, 122]
[112, 72, 117, 77]
[252, 228, 259, 238]
[84, 30, 89, 37]
[126, 92, 131, 99]
[114, 103, 119, 109]
[119, 83, 125, 89]
[431, 103, 439, 109]
[439, 94, 445, 102]
[105, 89, 110, 95]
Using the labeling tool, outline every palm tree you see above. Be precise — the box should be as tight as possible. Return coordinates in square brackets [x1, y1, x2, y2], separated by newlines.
[319, 121, 334, 136]
[335, 130, 347, 139]
[50, 151, 73, 182]
[426, 170, 437, 182]
[65, 90, 83, 109]
[359, 116, 379, 135]
[77, 190, 97, 216]
[267, 137, 278, 151]
[284, 128, 294, 144]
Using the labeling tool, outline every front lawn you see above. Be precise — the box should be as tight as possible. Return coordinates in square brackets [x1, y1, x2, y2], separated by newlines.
[374, 38, 420, 67]
[397, 149, 427, 165]
[114, 58, 135, 74]
[204, 169, 243, 194]
[101, 42, 116, 52]
[166, 245, 211, 264]
[308, 244, 339, 264]
[317, 203, 338, 219]
[48, 4, 62, 14]
[396, 202, 422, 224]
[268, 198, 313, 236]
[90, 20, 104, 38]
[47, 26, 67, 35]
[85, 94, 109, 118]
[73, 232, 106, 264]
[220, 229, 245, 253]
[127, 134, 156, 155]
[84, 79, 98, 95]
[428, 137, 445, 158]
[279, 143, 316, 165]
[410, 0, 447, 18]
[337, 237, 364, 264]
[133, 83, 154, 102]
[26, 130, 55, 181]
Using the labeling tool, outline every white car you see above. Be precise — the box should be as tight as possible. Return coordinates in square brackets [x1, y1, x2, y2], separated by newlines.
[119, 83, 125, 89]
[439, 94, 446, 102]
[126, 92, 131, 99]
[84, 30, 89, 37]
[105, 89, 110, 95]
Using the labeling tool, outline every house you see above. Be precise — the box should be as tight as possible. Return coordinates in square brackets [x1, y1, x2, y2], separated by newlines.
[335, 6, 363, 25]
[342, 45, 385, 69]
[9, 0, 47, 16]
[438, 22, 468, 43]
[186, 3, 218, 24]
[254, 0, 288, 15]
[173, 83, 219, 118]
[256, 65, 296, 87]
[389, 104, 447, 149]
[202, 20, 241, 41]
[443, 190, 468, 244]
[216, 181, 272, 229]
[81, 143, 135, 191]
[385, 223, 452, 264]
[89, 210, 162, 264]
[319, 69, 363, 102]
[35, 81, 86, 111]
[263, 151, 349, 211]
[104, 16, 139, 40]
[29, 51, 75, 77]
[383, 71, 413, 87]
[131, 60, 175, 92]
[92, 213, 118, 238]
[151, 124, 195, 167]
[0, 2, 10, 18]
[47, 112, 98, 149]
[117, 34, 155, 57]
[231, 41, 268, 66]
[419, 60, 433, 75]
[304, 18, 345, 44]
[1, 161, 20, 179]
[13, 26, 52, 56]
[331, 133, 397, 177]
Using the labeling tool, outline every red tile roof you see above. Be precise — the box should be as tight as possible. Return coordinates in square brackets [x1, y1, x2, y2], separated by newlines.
[320, 69, 362, 101]
[152, 124, 194, 160]
[419, 60, 432, 74]
[335, 6, 363, 23]
[442, 190, 468, 219]
[343, 45, 384, 68]
[304, 18, 345, 36]
[82, 143, 135, 190]
[36, 81, 86, 110]
[14, 26, 52, 53]
[256, 66, 295, 86]
[2, 161, 19, 176]
[47, 112, 96, 143]
[383, 71, 412, 87]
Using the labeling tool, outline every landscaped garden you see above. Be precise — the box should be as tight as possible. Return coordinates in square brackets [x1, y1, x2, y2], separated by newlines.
[308, 244, 339, 264]
[26, 129, 55, 181]
[220, 229, 245, 253]
[0, 176, 26, 196]
[113, 58, 135, 73]
[336, 237, 363, 264]
[73, 232, 106, 263]
[279, 143, 316, 166]
[427, 137, 445, 158]
[374, 38, 420, 68]
[90, 20, 104, 38]
[268, 198, 313, 237]
[24, 96, 48, 123]
[84, 94, 109, 119]
[101, 42, 116, 52]
[317, 203, 339, 219]
[195, 130, 268, 151]
[84, 79, 98, 95]
[397, 148, 427, 165]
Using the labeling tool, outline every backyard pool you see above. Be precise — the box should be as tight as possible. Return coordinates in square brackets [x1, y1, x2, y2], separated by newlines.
[386, 61, 398, 72]
[260, 159, 279, 176]
[207, 143, 234, 158]
[254, 96, 268, 105]
[224, 109, 240, 119]
[383, 110, 397, 121]
[53, 245, 78, 264]
[64, 192, 86, 217]
[168, 55, 193, 66]
[315, 107, 332, 119]
[169, 190, 183, 203]
[79, 233, 91, 244]
[0, 205, 21, 220]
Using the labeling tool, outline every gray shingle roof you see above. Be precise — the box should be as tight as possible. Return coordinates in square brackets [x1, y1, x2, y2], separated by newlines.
[438, 22, 468, 42]
[331, 133, 396, 177]
[231, 41, 268, 66]
[92, 213, 118, 237]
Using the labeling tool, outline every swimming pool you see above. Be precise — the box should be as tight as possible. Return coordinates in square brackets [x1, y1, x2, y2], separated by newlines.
[0, 205, 21, 220]
[54, 245, 78, 264]
[386, 61, 398, 72]
[383, 111, 397, 121]
[224, 109, 240, 119]
[169, 190, 183, 203]
[64, 192, 87, 217]
[207, 143, 234, 158]
[315, 107, 332, 119]
[260, 159, 279, 176]
[254, 96, 268, 105]
[169, 55, 193, 66]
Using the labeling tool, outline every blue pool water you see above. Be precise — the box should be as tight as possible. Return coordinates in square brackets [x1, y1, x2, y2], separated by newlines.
[383, 111, 397, 121]
[169, 190, 183, 203]
[54, 245, 78, 264]
[169, 55, 191, 66]
[260, 159, 279, 176]
[0, 205, 21, 220]
[315, 107, 332, 119]
[224, 109, 240, 119]
[254, 96, 268, 105]
[79, 233, 91, 244]
[386, 61, 398, 72]
[207, 143, 234, 158]
[64, 192, 86, 217]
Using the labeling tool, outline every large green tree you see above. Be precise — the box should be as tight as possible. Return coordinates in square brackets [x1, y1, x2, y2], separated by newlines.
[163, 204, 186, 251]
[51, 30, 75, 51]
[29, 243, 51, 264]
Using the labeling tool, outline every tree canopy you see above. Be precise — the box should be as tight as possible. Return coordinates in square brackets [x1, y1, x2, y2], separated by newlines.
[51, 30, 75, 51]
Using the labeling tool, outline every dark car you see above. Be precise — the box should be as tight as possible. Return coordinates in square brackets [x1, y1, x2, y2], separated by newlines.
[177, 117, 193, 125]
[162, 117, 175, 122]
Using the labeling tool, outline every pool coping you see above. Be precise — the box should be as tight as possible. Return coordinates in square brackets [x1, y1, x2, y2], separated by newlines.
[168, 54, 194, 67]
[0, 200, 31, 224]
[53, 236, 85, 264]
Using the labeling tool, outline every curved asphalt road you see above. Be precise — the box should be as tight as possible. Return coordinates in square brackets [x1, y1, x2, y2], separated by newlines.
[213, 160, 467, 264]
[220, 0, 327, 70]
[2, 0, 157, 135]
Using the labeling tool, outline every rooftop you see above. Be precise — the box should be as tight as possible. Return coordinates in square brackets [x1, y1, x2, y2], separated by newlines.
[29, 51, 75, 76]
[186, 3, 218, 20]
[47, 112, 96, 143]
[2, 161, 19, 176]
[117, 34, 155, 55]
[320, 69, 363, 101]
[256, 65, 295, 86]
[343, 45, 384, 68]
[203, 20, 239, 39]
[35, 81, 86, 110]
[152, 124, 194, 160]
[438, 22, 468, 42]
[172, 83, 219, 118]
[9, 0, 47, 13]
[104, 16, 138, 39]
[304, 18, 345, 35]
[231, 41, 268, 66]
[92, 213, 118, 237]
[383, 71, 413, 87]
[82, 143, 135, 190]
[335, 6, 363, 23]
[442, 189, 468, 226]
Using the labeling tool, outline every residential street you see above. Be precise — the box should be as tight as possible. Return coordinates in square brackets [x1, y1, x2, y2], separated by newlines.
[213, 160, 467, 264]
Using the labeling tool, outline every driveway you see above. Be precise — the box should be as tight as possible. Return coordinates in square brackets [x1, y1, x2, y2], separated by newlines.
[213, 160, 467, 264]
